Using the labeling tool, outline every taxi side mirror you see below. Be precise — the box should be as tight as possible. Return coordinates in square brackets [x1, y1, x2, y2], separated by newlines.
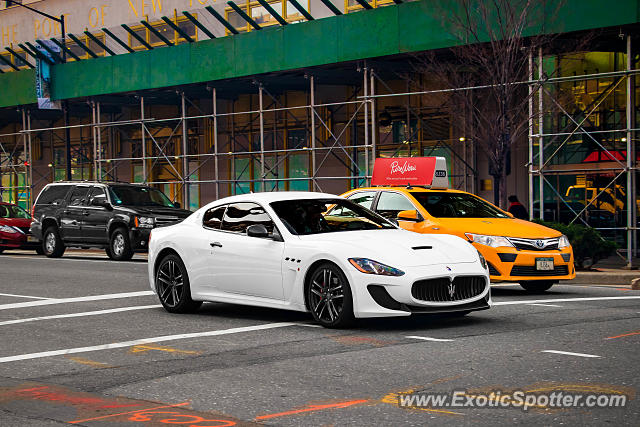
[397, 210, 423, 222]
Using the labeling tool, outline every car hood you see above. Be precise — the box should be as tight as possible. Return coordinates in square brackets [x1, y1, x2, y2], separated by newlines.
[433, 217, 562, 239]
[118, 206, 192, 218]
[0, 218, 32, 228]
[298, 229, 478, 267]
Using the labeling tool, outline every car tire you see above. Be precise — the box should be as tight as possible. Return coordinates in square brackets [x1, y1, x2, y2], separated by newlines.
[155, 253, 202, 313]
[519, 280, 554, 293]
[35, 246, 44, 255]
[43, 226, 65, 258]
[0, 248, 4, 254]
[306, 262, 355, 328]
[109, 227, 133, 261]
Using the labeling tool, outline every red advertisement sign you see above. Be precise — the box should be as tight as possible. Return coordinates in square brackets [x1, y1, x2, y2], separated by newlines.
[371, 157, 449, 188]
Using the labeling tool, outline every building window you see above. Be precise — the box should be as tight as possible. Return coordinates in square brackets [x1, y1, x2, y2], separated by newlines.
[128, 16, 198, 50]
[345, 0, 394, 13]
[225, 0, 310, 34]
[0, 49, 31, 72]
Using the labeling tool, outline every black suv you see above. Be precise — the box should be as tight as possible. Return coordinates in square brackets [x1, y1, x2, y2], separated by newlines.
[30, 182, 192, 260]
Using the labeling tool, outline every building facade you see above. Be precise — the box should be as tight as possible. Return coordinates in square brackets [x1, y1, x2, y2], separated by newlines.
[0, 0, 638, 263]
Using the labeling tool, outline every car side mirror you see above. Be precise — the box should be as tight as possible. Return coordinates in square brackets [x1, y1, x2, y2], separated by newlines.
[505, 211, 515, 218]
[247, 224, 269, 238]
[92, 198, 112, 209]
[173, 202, 181, 209]
[397, 210, 423, 222]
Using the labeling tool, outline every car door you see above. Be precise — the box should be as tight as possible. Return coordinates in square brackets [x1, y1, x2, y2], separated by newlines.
[211, 202, 285, 300]
[189, 204, 227, 292]
[61, 185, 91, 242]
[83, 186, 111, 243]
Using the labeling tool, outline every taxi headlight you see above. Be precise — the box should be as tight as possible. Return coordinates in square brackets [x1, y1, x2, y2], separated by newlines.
[558, 234, 571, 249]
[465, 233, 514, 248]
[348, 258, 405, 276]
[0, 225, 19, 234]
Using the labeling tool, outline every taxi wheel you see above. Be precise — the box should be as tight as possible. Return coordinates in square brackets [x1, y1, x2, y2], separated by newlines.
[43, 226, 65, 258]
[155, 254, 202, 313]
[307, 262, 354, 328]
[519, 280, 554, 293]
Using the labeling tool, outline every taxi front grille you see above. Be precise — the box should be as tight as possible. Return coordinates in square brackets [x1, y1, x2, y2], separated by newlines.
[412, 276, 486, 302]
[508, 237, 559, 251]
[510, 265, 569, 277]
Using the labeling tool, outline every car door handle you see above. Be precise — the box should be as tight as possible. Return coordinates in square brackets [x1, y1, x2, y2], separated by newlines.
[82, 211, 90, 216]
[210, 242, 223, 248]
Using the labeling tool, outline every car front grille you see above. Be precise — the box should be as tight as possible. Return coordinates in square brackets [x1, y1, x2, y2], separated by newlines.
[508, 237, 559, 251]
[510, 265, 569, 276]
[411, 276, 487, 302]
[154, 216, 181, 227]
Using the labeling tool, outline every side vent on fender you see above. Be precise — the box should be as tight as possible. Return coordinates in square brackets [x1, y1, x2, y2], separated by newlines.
[412, 246, 433, 250]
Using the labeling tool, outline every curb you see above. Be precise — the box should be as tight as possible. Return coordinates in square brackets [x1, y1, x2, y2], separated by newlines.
[573, 271, 640, 286]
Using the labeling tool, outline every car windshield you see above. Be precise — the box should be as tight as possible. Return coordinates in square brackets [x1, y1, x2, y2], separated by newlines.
[270, 198, 396, 235]
[411, 192, 509, 218]
[0, 204, 30, 219]
[108, 185, 175, 208]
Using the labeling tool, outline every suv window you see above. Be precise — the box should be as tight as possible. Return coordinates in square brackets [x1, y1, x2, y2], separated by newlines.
[347, 191, 377, 209]
[203, 205, 226, 229]
[375, 192, 415, 219]
[221, 202, 275, 235]
[35, 185, 72, 205]
[68, 186, 91, 207]
[88, 186, 108, 206]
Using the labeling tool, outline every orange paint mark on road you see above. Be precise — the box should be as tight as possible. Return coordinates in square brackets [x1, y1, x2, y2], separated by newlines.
[255, 399, 368, 420]
[69, 402, 191, 423]
[330, 335, 394, 347]
[606, 330, 640, 339]
[12, 386, 140, 410]
[129, 344, 201, 355]
[65, 355, 113, 368]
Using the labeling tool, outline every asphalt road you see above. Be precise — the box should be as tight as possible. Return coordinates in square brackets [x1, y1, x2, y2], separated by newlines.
[0, 250, 638, 426]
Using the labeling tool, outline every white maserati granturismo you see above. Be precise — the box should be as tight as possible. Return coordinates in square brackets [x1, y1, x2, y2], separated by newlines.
[148, 192, 491, 327]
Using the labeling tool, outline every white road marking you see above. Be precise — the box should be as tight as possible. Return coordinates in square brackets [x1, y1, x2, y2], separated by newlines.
[406, 336, 454, 342]
[0, 291, 155, 311]
[494, 296, 640, 306]
[0, 292, 53, 300]
[541, 350, 601, 358]
[6, 255, 143, 264]
[527, 303, 563, 307]
[297, 323, 323, 328]
[0, 322, 295, 364]
[0, 305, 161, 326]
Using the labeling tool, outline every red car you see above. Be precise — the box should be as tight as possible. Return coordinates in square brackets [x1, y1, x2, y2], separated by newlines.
[0, 202, 42, 254]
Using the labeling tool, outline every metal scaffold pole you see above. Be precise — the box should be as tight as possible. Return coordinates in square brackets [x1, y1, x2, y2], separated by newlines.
[97, 102, 102, 181]
[538, 47, 544, 220]
[141, 96, 147, 184]
[528, 49, 534, 220]
[213, 87, 219, 200]
[182, 91, 189, 206]
[26, 110, 33, 208]
[363, 65, 369, 182]
[259, 85, 265, 192]
[310, 75, 317, 191]
[626, 35, 634, 267]
[92, 101, 97, 181]
[370, 68, 376, 182]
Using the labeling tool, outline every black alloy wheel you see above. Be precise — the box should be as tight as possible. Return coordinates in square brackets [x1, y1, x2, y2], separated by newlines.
[307, 262, 354, 328]
[155, 254, 202, 313]
[519, 280, 554, 293]
[43, 226, 65, 258]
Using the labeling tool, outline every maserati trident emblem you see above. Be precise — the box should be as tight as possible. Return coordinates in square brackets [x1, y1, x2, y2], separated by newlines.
[535, 239, 545, 249]
[447, 280, 456, 299]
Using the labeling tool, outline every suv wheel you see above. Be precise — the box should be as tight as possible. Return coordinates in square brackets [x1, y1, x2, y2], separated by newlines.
[43, 226, 65, 258]
[109, 227, 133, 261]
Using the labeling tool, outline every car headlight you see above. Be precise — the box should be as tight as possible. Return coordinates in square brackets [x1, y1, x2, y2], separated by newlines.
[348, 258, 405, 276]
[558, 234, 571, 249]
[465, 233, 514, 248]
[0, 225, 19, 234]
[135, 216, 155, 228]
[477, 250, 488, 270]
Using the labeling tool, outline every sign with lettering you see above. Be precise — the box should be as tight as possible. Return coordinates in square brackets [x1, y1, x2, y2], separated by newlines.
[371, 157, 449, 188]
[34, 40, 60, 109]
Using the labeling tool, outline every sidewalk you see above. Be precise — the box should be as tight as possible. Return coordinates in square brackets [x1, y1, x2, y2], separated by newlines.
[572, 269, 640, 286]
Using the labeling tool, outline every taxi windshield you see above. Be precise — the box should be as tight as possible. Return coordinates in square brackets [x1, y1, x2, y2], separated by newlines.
[271, 198, 396, 235]
[411, 192, 509, 218]
[0, 204, 30, 219]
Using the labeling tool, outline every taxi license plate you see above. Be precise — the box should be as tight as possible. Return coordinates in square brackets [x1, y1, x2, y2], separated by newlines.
[27, 236, 38, 242]
[536, 257, 554, 271]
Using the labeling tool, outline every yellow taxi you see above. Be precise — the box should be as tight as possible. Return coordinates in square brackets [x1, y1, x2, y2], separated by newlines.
[341, 157, 575, 292]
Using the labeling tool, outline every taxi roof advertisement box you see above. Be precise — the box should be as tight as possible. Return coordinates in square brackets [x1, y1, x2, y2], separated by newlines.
[371, 157, 449, 189]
